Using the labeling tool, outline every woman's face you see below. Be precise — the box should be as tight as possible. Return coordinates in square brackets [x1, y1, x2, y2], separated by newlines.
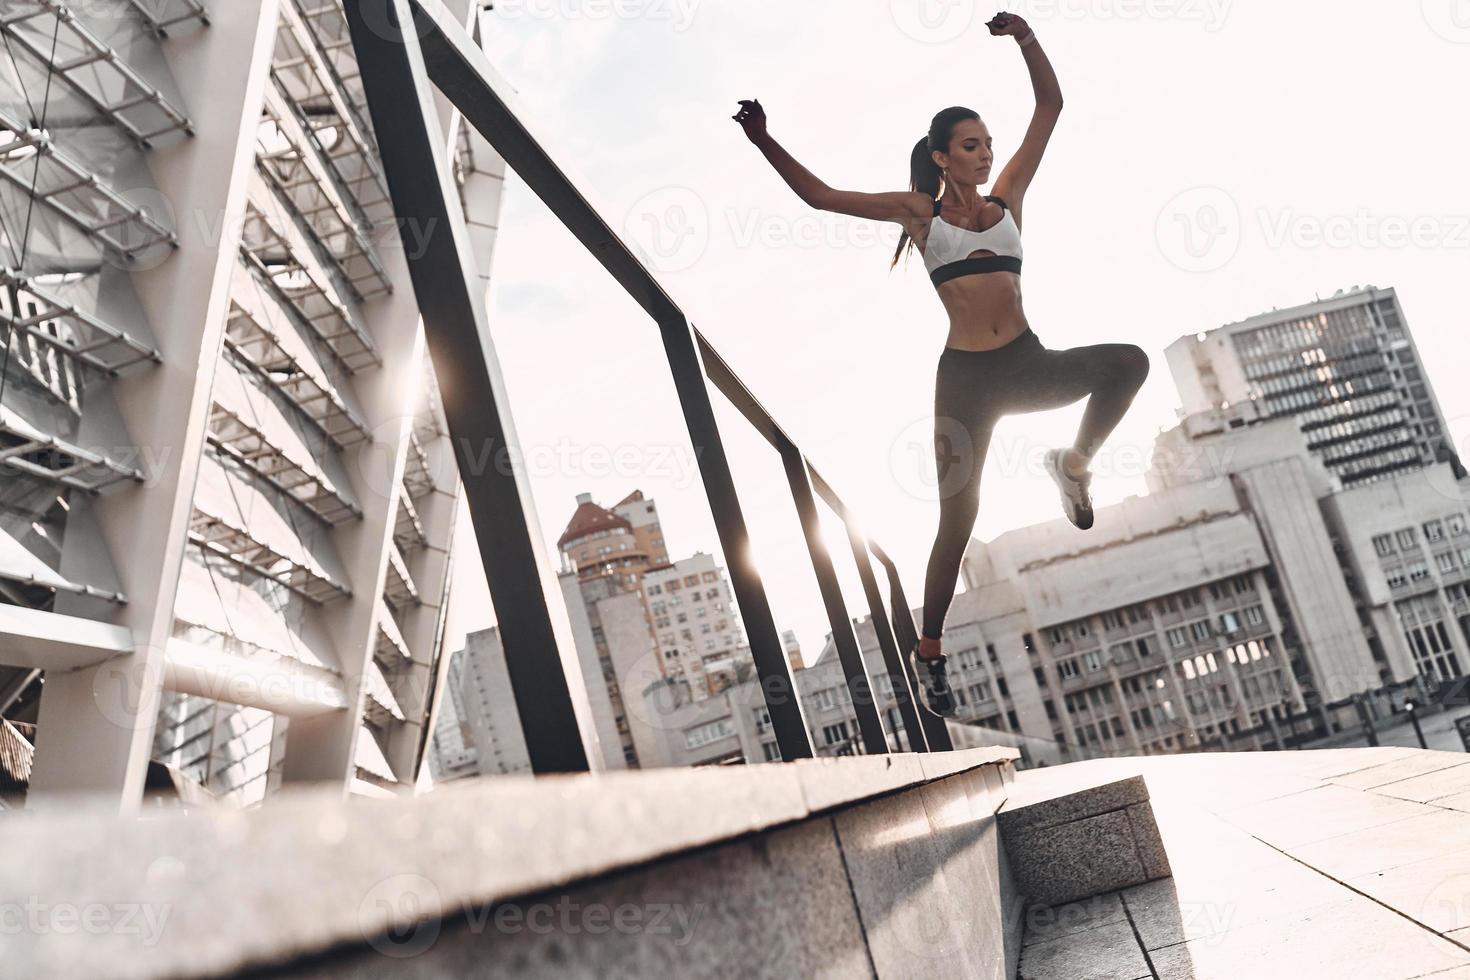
[935, 118, 994, 186]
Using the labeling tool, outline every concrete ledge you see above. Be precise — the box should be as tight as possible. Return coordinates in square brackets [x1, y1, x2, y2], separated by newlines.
[998, 774, 1171, 908]
[0, 746, 1017, 979]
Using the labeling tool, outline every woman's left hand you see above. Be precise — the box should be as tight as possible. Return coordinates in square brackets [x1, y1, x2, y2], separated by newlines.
[985, 11, 1030, 37]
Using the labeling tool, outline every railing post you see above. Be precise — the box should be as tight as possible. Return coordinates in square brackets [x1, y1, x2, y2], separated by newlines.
[346, 0, 600, 773]
[779, 443, 886, 755]
[844, 522, 929, 753]
[872, 545, 954, 752]
[657, 317, 813, 760]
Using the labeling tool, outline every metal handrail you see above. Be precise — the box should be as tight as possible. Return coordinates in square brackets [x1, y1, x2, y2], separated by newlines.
[345, 0, 951, 769]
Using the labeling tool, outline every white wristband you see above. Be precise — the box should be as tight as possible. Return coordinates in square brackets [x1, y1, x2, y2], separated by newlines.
[1018, 29, 1037, 46]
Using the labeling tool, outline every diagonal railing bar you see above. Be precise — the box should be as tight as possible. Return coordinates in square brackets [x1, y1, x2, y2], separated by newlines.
[353, 0, 956, 760]
[344, 0, 601, 774]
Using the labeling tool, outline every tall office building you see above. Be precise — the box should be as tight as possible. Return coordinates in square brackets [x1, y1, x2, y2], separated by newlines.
[0, 2, 504, 807]
[1164, 286, 1461, 488]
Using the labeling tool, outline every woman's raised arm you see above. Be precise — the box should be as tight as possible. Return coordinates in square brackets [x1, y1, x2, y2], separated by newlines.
[735, 98, 931, 225]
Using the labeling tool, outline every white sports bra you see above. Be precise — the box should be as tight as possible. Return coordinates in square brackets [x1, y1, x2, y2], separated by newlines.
[921, 194, 1023, 287]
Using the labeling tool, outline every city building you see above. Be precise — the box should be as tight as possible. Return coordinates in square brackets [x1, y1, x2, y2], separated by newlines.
[1164, 285, 1462, 488]
[631, 622, 1063, 770]
[642, 552, 748, 699]
[0, 1, 501, 807]
[426, 649, 479, 783]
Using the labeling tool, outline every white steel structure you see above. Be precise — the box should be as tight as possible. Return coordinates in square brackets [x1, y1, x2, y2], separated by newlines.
[0, 0, 506, 810]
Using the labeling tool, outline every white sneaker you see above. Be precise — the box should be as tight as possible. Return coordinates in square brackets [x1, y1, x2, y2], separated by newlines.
[1044, 448, 1095, 530]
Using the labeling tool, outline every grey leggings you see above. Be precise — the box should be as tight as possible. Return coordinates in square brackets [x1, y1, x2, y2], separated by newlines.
[920, 328, 1150, 640]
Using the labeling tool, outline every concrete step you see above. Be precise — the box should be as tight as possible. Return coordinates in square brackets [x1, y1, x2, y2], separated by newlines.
[998, 771, 1171, 909]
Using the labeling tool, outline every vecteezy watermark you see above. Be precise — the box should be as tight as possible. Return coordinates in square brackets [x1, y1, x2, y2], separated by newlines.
[1157, 187, 1470, 273]
[358, 873, 706, 959]
[1008, 0, 1232, 30]
[889, 0, 1232, 43]
[0, 899, 171, 946]
[885, 415, 1235, 502]
[1421, 0, 1470, 43]
[889, 0, 982, 44]
[623, 186, 710, 273]
[493, 0, 702, 30]
[622, 189, 900, 274]
[1155, 186, 1242, 273]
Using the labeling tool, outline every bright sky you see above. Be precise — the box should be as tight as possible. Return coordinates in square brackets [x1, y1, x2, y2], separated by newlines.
[442, 0, 1470, 664]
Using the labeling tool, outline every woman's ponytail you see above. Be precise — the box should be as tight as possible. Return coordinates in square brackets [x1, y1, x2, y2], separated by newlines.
[890, 107, 979, 271]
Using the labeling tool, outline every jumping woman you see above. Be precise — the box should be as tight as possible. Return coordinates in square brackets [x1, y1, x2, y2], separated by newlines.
[733, 12, 1150, 718]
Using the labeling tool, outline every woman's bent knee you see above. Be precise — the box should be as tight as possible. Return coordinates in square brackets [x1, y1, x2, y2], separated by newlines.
[1116, 344, 1150, 386]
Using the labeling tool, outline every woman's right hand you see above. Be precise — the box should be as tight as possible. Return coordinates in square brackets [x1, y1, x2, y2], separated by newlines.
[732, 99, 767, 142]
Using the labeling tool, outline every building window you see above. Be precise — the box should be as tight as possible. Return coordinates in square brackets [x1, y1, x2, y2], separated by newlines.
[1448, 513, 1466, 536]
[969, 681, 993, 702]
[811, 687, 841, 711]
[1437, 552, 1459, 574]
[1102, 610, 1122, 630]
[1219, 612, 1241, 634]
[954, 648, 982, 671]
[1057, 659, 1080, 680]
[1244, 605, 1265, 626]
[1167, 627, 1187, 648]
[1386, 566, 1407, 589]
[761, 741, 780, 761]
[754, 708, 771, 733]
[1084, 651, 1104, 672]
[1408, 561, 1430, 582]
[821, 721, 851, 746]
[1397, 528, 1417, 549]
[1426, 520, 1446, 543]
[1190, 620, 1212, 641]
[685, 718, 735, 749]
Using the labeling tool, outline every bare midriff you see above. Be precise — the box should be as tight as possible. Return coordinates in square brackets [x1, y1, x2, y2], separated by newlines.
[934, 270, 1029, 350]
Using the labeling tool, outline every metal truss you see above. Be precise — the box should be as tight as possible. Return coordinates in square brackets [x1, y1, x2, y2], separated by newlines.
[362, 659, 405, 726]
[256, 92, 391, 302]
[382, 542, 419, 609]
[392, 489, 428, 557]
[222, 297, 369, 450]
[272, 3, 392, 234]
[206, 402, 362, 525]
[0, 109, 178, 260]
[188, 506, 351, 604]
[123, 0, 209, 38]
[239, 196, 380, 373]
[0, 404, 142, 492]
[1, 270, 161, 375]
[0, 1, 194, 146]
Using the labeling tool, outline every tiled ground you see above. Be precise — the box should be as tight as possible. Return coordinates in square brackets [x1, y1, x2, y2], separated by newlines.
[1014, 748, 1470, 980]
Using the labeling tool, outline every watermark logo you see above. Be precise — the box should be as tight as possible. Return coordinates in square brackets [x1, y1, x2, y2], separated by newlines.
[889, 0, 979, 44]
[0, 898, 171, 946]
[359, 873, 443, 958]
[1422, 0, 1470, 42]
[623, 186, 709, 273]
[1155, 186, 1241, 273]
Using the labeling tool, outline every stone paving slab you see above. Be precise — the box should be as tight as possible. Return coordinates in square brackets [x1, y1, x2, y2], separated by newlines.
[1146, 893, 1470, 979]
[1215, 782, 1431, 849]
[1347, 846, 1470, 933]
[1327, 751, 1470, 791]
[1373, 762, 1470, 804]
[1290, 808, 1470, 879]
[1016, 919, 1150, 980]
[1015, 749, 1470, 980]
